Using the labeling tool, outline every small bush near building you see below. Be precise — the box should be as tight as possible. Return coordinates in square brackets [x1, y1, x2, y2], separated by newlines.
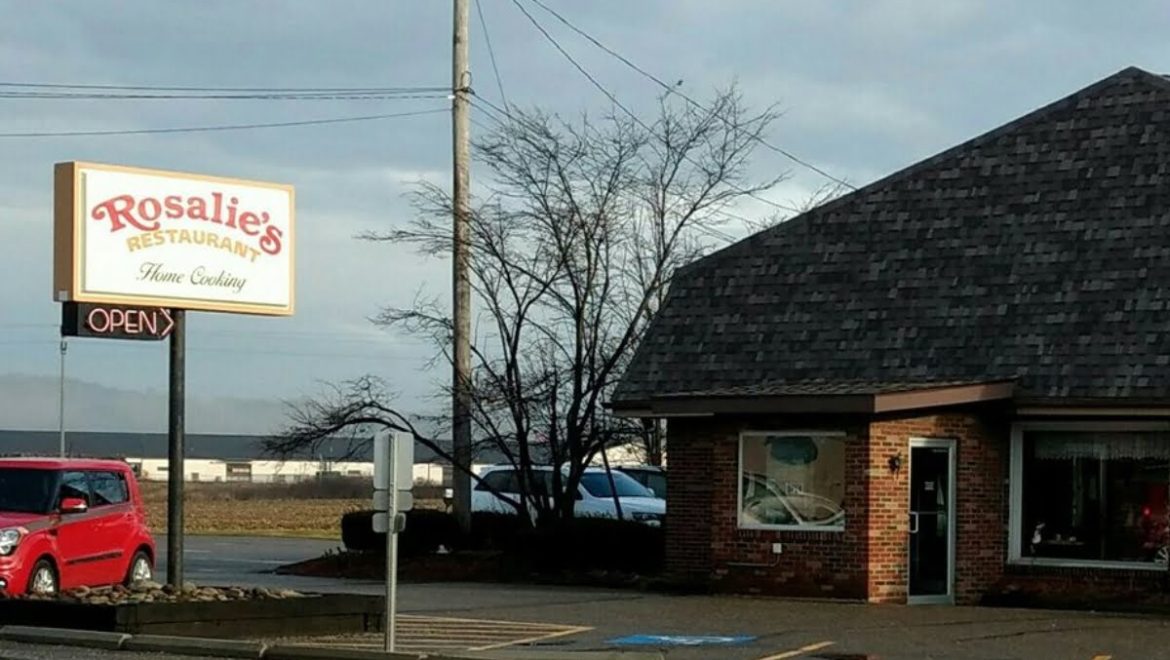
[341, 509, 462, 558]
[510, 517, 664, 576]
[339, 509, 664, 575]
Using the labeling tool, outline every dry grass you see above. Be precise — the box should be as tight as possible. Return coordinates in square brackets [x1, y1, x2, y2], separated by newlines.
[140, 481, 366, 540]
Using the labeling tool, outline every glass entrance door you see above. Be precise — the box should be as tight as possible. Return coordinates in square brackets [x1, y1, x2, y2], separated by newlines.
[908, 440, 955, 603]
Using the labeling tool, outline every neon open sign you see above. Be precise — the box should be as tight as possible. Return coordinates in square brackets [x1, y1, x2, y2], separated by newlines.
[61, 302, 175, 341]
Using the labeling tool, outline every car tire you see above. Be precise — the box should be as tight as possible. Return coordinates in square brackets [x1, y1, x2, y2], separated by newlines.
[27, 558, 57, 596]
[124, 550, 153, 586]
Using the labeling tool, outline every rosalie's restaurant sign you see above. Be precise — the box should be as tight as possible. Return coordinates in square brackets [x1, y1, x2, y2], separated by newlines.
[53, 161, 295, 315]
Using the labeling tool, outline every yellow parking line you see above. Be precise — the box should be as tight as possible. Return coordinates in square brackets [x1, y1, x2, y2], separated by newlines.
[757, 640, 835, 660]
[1091, 656, 1112, 660]
[470, 624, 594, 651]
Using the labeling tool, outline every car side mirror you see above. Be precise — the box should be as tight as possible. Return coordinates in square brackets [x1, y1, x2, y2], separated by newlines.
[60, 497, 88, 514]
[648, 488, 658, 497]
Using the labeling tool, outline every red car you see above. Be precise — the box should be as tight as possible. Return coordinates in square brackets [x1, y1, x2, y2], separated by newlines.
[0, 458, 155, 596]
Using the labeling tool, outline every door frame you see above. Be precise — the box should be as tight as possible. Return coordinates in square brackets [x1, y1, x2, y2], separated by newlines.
[907, 436, 957, 605]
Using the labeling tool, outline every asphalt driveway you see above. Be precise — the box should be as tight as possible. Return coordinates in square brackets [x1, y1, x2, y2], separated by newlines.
[14, 536, 1166, 659]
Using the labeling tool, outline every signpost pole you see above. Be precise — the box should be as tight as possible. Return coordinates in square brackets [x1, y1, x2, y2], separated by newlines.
[385, 436, 398, 653]
[57, 338, 67, 457]
[166, 309, 186, 587]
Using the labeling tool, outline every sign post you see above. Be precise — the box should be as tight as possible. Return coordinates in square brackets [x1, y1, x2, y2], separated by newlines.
[373, 431, 414, 653]
[166, 310, 185, 586]
[53, 161, 295, 589]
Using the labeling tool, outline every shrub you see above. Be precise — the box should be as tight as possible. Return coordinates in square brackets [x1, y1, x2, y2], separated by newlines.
[515, 517, 664, 575]
[341, 510, 378, 552]
[340, 509, 665, 576]
[341, 509, 461, 558]
[462, 512, 528, 551]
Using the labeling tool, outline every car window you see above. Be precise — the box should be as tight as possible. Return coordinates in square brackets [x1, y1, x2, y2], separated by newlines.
[476, 469, 558, 495]
[58, 471, 91, 506]
[476, 470, 518, 493]
[580, 471, 654, 498]
[90, 471, 129, 506]
[0, 468, 58, 514]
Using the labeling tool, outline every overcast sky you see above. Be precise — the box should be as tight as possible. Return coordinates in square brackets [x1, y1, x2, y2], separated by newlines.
[0, 1, 1166, 433]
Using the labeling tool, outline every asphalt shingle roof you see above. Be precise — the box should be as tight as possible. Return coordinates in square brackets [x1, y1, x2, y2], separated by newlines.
[614, 67, 1170, 406]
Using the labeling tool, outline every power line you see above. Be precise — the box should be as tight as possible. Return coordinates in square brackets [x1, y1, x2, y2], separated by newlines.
[523, 0, 856, 191]
[0, 81, 447, 93]
[469, 96, 750, 243]
[0, 91, 451, 102]
[505, 3, 801, 218]
[474, 0, 510, 110]
[0, 107, 448, 138]
[508, 0, 644, 136]
[0, 339, 427, 360]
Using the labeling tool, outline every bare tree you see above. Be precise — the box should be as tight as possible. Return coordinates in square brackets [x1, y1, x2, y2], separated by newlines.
[267, 87, 781, 524]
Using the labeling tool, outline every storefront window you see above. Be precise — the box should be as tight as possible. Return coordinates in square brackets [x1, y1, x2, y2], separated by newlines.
[739, 432, 846, 530]
[1019, 429, 1170, 565]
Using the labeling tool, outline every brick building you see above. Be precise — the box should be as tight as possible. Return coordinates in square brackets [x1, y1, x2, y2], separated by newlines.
[612, 67, 1170, 605]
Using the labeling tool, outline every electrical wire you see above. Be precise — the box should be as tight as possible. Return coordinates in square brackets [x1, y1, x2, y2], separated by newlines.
[508, 0, 643, 135]
[0, 81, 447, 93]
[522, 0, 855, 191]
[0, 91, 451, 101]
[504, 4, 802, 218]
[470, 96, 746, 243]
[475, 0, 510, 110]
[0, 107, 448, 138]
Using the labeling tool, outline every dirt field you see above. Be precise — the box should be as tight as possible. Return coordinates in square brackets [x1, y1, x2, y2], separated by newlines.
[139, 480, 368, 540]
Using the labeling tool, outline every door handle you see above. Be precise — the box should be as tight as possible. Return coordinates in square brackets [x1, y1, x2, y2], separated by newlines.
[909, 512, 919, 534]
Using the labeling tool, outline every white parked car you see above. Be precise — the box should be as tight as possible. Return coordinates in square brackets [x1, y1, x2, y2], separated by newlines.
[472, 465, 665, 526]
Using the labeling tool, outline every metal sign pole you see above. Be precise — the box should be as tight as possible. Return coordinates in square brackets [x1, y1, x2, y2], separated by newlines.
[57, 338, 67, 457]
[385, 436, 398, 653]
[166, 309, 186, 587]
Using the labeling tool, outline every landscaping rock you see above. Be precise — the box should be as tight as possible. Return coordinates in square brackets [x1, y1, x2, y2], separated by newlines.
[2, 582, 305, 606]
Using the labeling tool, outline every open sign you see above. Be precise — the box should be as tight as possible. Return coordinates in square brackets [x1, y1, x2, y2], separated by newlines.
[61, 302, 174, 341]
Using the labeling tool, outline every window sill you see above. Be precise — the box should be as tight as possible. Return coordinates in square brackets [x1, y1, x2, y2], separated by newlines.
[1008, 558, 1168, 572]
[738, 523, 845, 533]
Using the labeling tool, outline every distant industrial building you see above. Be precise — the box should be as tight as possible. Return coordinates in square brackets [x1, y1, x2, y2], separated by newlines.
[0, 430, 651, 485]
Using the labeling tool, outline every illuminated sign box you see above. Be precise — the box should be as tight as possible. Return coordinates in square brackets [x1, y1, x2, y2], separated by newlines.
[61, 302, 175, 341]
[53, 161, 295, 315]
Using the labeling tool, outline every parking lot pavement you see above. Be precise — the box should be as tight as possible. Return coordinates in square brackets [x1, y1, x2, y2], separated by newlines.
[397, 587, 1170, 659]
[14, 536, 1170, 659]
[2, 594, 1170, 659]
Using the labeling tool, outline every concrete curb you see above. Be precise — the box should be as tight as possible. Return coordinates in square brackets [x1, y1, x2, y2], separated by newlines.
[123, 634, 267, 658]
[262, 644, 423, 659]
[0, 626, 130, 650]
[468, 652, 665, 660]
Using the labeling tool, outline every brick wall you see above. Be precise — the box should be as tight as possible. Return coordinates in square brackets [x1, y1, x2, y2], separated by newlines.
[666, 416, 870, 599]
[665, 409, 1008, 604]
[662, 419, 716, 584]
[868, 413, 1008, 604]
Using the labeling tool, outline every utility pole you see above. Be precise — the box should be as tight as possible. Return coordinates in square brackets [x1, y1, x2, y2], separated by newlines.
[451, 0, 473, 534]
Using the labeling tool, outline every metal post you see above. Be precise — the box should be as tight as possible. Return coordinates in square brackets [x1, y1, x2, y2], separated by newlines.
[58, 339, 67, 457]
[385, 438, 399, 653]
[166, 309, 186, 587]
[451, 0, 473, 534]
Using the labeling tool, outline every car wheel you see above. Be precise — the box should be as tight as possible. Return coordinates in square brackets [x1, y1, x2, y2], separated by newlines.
[27, 559, 57, 596]
[125, 551, 153, 585]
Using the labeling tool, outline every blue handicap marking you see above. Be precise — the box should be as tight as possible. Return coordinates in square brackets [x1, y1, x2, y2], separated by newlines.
[608, 634, 757, 647]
